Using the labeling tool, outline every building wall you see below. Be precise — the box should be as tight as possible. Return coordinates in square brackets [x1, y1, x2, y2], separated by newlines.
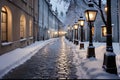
[0, 0, 39, 55]
[118, 0, 120, 44]
[66, 0, 119, 42]
[39, 0, 63, 40]
[94, 0, 119, 42]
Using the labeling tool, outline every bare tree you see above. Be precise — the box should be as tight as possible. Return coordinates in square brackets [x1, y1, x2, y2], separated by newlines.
[92, 0, 107, 25]
[59, 0, 107, 25]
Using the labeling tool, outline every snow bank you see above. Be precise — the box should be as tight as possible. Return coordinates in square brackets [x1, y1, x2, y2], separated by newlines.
[0, 38, 57, 78]
[81, 57, 119, 79]
[65, 39, 120, 79]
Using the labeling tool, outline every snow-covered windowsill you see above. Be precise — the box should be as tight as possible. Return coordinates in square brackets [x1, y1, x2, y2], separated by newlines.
[29, 37, 33, 40]
[1, 42, 13, 46]
[20, 38, 27, 42]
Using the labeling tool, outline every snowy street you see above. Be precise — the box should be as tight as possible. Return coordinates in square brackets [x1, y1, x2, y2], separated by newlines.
[1, 37, 120, 79]
[2, 37, 78, 79]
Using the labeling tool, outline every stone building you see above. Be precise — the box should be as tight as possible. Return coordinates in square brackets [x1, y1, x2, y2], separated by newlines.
[65, 0, 119, 42]
[94, 0, 119, 42]
[39, 0, 63, 40]
[0, 0, 39, 55]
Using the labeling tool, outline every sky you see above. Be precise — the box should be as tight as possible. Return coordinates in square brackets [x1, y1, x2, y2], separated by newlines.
[50, 0, 106, 22]
[50, 0, 69, 22]
[50, 0, 69, 14]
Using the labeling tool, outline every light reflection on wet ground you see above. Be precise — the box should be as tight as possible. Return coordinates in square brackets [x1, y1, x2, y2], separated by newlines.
[3, 37, 77, 79]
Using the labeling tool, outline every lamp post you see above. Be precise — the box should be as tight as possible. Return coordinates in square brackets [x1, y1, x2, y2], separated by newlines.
[69, 26, 72, 41]
[85, 1, 98, 58]
[78, 16, 85, 49]
[74, 22, 79, 45]
[103, 0, 117, 74]
[67, 25, 70, 40]
[71, 27, 74, 42]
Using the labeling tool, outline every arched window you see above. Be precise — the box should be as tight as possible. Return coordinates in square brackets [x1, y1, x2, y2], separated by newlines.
[29, 20, 32, 37]
[20, 15, 26, 39]
[1, 6, 12, 43]
[1, 7, 7, 42]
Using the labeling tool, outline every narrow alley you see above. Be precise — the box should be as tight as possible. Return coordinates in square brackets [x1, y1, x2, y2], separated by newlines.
[3, 37, 78, 79]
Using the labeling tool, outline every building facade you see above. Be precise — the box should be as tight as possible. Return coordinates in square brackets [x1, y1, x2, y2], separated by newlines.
[65, 0, 119, 42]
[0, 0, 39, 55]
[39, 0, 63, 40]
[94, 0, 119, 42]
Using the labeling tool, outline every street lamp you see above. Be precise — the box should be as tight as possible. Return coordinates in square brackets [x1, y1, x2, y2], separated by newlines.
[71, 26, 74, 42]
[74, 22, 79, 45]
[67, 25, 70, 40]
[103, 0, 117, 74]
[78, 16, 85, 49]
[85, 1, 98, 58]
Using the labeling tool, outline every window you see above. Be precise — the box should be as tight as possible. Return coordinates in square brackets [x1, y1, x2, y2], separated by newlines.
[20, 15, 26, 39]
[29, 20, 32, 37]
[102, 26, 107, 37]
[1, 7, 7, 42]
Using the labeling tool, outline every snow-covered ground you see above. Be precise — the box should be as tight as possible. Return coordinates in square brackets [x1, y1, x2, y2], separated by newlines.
[65, 39, 120, 79]
[0, 38, 58, 79]
[0, 37, 120, 79]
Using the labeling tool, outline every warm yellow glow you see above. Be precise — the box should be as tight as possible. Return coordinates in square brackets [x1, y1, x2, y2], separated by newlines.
[1, 6, 12, 42]
[54, 31, 58, 35]
[78, 20, 85, 26]
[1, 7, 7, 42]
[105, 6, 107, 13]
[85, 10, 98, 22]
[48, 30, 50, 33]
[92, 27, 94, 36]
[29, 20, 32, 37]
[20, 15, 26, 39]
[74, 24, 78, 29]
[2, 7, 6, 12]
[102, 26, 107, 37]
[89, 13, 94, 19]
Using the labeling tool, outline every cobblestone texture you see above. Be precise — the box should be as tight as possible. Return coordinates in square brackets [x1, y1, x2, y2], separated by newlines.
[3, 37, 78, 79]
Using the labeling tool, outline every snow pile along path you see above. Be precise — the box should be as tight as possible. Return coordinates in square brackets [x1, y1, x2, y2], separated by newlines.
[65, 39, 89, 79]
[0, 38, 57, 78]
[65, 39, 120, 79]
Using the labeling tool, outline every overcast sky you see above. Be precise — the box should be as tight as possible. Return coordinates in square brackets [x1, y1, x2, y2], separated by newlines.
[50, 0, 69, 15]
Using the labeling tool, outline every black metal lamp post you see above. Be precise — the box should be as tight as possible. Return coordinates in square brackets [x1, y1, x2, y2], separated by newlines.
[85, 1, 98, 58]
[74, 22, 79, 45]
[71, 26, 74, 42]
[103, 0, 117, 74]
[78, 16, 85, 49]
[69, 26, 72, 42]
[67, 25, 70, 40]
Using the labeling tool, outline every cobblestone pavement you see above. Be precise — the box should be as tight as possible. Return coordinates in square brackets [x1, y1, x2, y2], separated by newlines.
[3, 37, 78, 79]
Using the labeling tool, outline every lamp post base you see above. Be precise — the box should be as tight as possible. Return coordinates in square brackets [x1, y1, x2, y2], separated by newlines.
[103, 52, 117, 74]
[87, 46, 95, 58]
[74, 40, 79, 45]
[80, 43, 84, 49]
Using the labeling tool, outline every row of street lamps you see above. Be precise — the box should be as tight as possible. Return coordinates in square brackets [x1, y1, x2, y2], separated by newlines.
[66, 0, 117, 75]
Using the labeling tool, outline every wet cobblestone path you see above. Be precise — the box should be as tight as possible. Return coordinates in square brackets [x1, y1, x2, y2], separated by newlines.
[3, 37, 78, 79]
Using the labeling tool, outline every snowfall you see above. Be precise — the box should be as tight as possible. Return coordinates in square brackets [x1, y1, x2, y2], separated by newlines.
[0, 37, 120, 79]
